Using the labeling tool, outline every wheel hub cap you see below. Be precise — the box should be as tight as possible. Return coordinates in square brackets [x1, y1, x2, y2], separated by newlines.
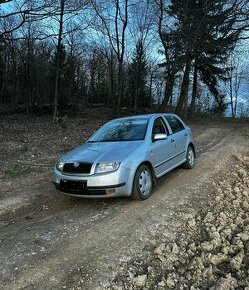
[139, 170, 152, 196]
[188, 149, 194, 166]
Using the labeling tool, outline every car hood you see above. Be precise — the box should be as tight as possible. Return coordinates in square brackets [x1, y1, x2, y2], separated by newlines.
[61, 141, 144, 164]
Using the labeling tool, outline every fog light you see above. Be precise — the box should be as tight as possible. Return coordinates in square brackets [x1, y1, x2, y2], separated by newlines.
[55, 178, 60, 184]
[106, 189, 116, 195]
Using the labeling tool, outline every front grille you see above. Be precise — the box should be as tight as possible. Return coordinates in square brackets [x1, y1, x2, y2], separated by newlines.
[63, 162, 92, 174]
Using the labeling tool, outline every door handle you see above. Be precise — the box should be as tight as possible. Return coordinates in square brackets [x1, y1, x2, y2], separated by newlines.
[185, 133, 188, 137]
[171, 139, 175, 143]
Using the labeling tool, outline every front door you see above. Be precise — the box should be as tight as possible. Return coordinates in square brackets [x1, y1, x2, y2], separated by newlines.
[151, 117, 176, 177]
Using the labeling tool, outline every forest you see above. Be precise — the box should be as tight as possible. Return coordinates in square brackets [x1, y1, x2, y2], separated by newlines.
[0, 0, 249, 119]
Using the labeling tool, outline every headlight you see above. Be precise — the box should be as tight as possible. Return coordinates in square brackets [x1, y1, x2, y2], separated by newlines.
[95, 162, 120, 173]
[56, 161, 65, 171]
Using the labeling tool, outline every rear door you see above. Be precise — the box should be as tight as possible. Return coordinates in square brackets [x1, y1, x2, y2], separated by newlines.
[164, 115, 188, 164]
[150, 117, 176, 177]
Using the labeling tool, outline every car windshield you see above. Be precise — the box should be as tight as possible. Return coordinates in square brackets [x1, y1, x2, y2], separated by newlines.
[89, 119, 149, 142]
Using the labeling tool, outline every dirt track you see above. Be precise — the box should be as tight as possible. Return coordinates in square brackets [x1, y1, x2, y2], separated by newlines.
[0, 119, 248, 290]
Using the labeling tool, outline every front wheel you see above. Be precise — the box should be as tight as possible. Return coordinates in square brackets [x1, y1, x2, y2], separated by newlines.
[131, 164, 153, 200]
[183, 146, 195, 169]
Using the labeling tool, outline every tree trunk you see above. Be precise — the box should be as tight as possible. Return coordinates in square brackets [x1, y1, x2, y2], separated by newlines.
[134, 65, 139, 113]
[134, 82, 138, 113]
[53, 0, 65, 121]
[0, 43, 7, 109]
[190, 60, 198, 119]
[115, 60, 123, 116]
[234, 93, 238, 118]
[25, 31, 32, 115]
[159, 73, 175, 112]
[229, 68, 234, 118]
[108, 67, 114, 108]
[234, 70, 241, 118]
[0, 76, 4, 108]
[149, 73, 153, 109]
[175, 59, 192, 116]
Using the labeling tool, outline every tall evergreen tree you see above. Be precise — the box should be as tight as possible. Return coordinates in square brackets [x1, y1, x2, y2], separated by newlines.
[128, 40, 149, 112]
[160, 0, 248, 116]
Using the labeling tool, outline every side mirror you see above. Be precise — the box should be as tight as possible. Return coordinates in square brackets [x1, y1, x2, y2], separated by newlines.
[153, 133, 167, 142]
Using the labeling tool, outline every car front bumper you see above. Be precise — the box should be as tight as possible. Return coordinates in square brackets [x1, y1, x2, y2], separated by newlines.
[52, 166, 135, 198]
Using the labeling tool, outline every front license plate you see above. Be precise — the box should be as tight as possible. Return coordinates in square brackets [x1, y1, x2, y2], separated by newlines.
[61, 180, 87, 191]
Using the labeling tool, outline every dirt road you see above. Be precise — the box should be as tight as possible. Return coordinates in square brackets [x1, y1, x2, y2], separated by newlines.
[0, 120, 248, 290]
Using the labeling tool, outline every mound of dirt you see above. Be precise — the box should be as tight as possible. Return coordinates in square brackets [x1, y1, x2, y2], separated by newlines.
[107, 153, 249, 290]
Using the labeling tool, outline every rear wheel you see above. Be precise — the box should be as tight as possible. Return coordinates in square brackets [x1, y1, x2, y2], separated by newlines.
[183, 146, 195, 169]
[131, 164, 153, 200]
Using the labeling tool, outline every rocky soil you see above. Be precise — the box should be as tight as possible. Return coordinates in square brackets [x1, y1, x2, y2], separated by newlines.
[106, 153, 249, 290]
[0, 115, 248, 290]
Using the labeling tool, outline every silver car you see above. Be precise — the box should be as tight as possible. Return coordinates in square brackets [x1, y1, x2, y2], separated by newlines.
[53, 114, 195, 200]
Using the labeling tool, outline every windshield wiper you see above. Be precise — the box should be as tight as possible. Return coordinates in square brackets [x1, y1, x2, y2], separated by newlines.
[102, 139, 125, 142]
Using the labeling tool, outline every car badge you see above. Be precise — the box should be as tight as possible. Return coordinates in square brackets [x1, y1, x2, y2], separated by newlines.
[73, 162, 80, 168]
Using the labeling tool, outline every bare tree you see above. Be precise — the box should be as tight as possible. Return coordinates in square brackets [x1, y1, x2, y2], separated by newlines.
[91, 0, 128, 115]
[51, 0, 88, 120]
[52, 0, 65, 120]
[128, 0, 154, 113]
[189, 59, 198, 118]
[226, 54, 245, 118]
[0, 0, 60, 39]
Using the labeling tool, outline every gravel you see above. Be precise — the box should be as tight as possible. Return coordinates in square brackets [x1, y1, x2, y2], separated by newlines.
[106, 153, 249, 289]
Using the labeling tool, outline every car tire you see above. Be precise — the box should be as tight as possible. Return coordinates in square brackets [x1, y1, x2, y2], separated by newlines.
[183, 146, 195, 169]
[131, 164, 153, 200]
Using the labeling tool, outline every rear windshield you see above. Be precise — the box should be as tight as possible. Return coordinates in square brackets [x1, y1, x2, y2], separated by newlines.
[89, 119, 148, 142]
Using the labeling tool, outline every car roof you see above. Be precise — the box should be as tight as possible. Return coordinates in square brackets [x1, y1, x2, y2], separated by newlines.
[111, 113, 175, 122]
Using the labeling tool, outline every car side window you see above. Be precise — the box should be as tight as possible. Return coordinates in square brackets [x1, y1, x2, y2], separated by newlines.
[152, 117, 168, 137]
[165, 116, 185, 134]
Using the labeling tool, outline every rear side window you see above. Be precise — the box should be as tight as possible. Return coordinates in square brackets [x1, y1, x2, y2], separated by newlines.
[165, 116, 185, 134]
